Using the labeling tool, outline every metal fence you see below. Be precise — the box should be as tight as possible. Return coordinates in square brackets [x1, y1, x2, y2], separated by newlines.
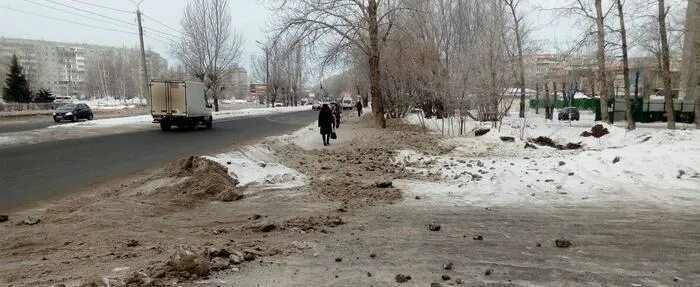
[0, 103, 61, 112]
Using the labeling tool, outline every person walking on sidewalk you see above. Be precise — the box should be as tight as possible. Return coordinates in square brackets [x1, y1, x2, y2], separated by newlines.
[318, 104, 334, 146]
[332, 103, 341, 128]
[355, 101, 363, 117]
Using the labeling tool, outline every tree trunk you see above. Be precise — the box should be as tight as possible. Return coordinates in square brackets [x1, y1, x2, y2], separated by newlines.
[535, 83, 540, 114]
[658, 0, 676, 129]
[213, 96, 219, 112]
[544, 82, 550, 119]
[595, 0, 610, 123]
[680, 0, 700, 127]
[551, 81, 558, 120]
[368, 0, 385, 128]
[510, 3, 526, 118]
[617, 0, 635, 130]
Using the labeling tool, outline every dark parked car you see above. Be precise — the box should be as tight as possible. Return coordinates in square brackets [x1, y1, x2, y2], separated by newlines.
[53, 103, 93, 122]
[558, 107, 580, 121]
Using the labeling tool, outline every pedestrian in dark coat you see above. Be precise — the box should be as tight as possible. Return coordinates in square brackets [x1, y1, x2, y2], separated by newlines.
[332, 103, 341, 128]
[355, 101, 363, 117]
[318, 104, 334, 146]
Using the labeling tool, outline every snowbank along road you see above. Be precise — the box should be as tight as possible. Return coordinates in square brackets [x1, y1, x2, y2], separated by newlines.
[0, 110, 316, 211]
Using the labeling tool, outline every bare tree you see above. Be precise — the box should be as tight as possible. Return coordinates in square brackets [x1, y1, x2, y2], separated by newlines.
[658, 0, 675, 129]
[271, 0, 404, 128]
[595, 0, 611, 122]
[617, 0, 635, 130]
[175, 0, 244, 112]
[504, 0, 527, 118]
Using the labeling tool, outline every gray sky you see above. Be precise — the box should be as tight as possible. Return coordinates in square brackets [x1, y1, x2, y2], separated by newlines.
[2, 0, 665, 73]
[0, 0, 272, 70]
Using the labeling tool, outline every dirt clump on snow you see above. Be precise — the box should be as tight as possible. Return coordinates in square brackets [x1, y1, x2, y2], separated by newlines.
[153, 156, 242, 207]
[312, 179, 402, 208]
[474, 128, 491, 136]
[284, 215, 345, 232]
[580, 124, 610, 138]
[528, 136, 582, 150]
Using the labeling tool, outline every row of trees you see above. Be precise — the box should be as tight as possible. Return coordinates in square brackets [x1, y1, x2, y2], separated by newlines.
[250, 36, 306, 107]
[2, 55, 54, 104]
[268, 0, 697, 130]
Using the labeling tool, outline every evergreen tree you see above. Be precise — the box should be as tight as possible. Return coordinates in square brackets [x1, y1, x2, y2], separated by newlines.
[2, 54, 32, 103]
[33, 88, 55, 103]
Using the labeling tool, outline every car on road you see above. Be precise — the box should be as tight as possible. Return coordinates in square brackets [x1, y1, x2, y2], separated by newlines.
[312, 101, 322, 110]
[274, 102, 284, 107]
[558, 107, 580, 121]
[53, 103, 93, 122]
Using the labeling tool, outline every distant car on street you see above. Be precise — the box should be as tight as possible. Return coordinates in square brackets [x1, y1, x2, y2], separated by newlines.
[53, 103, 93, 122]
[558, 107, 580, 121]
[312, 100, 322, 110]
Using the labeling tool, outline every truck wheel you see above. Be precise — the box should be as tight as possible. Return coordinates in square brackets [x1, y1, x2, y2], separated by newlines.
[205, 117, 213, 129]
[160, 121, 171, 131]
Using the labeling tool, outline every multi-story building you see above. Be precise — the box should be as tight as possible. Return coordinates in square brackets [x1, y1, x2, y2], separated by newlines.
[0, 37, 167, 99]
[223, 67, 248, 99]
[249, 83, 267, 103]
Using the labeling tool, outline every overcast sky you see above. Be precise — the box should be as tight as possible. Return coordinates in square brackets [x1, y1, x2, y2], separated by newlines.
[0, 0, 273, 69]
[0, 0, 645, 74]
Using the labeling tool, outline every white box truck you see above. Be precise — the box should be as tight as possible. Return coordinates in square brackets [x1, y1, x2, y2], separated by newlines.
[150, 80, 213, 131]
[340, 96, 354, 110]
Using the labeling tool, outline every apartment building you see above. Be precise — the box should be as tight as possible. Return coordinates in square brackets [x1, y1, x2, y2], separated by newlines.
[0, 37, 167, 99]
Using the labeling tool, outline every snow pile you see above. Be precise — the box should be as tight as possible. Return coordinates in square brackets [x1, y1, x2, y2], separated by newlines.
[48, 115, 152, 129]
[75, 97, 145, 110]
[213, 106, 309, 120]
[0, 136, 16, 145]
[405, 112, 638, 150]
[205, 145, 306, 189]
[394, 121, 700, 208]
[273, 123, 328, 150]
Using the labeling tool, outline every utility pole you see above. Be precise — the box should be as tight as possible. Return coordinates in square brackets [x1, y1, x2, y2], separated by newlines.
[132, 0, 150, 108]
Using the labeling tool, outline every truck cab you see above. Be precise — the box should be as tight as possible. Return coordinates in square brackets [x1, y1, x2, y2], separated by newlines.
[150, 80, 213, 131]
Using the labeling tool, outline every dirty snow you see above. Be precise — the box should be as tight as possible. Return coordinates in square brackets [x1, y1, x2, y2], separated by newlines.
[213, 106, 309, 120]
[399, 112, 700, 208]
[206, 145, 306, 190]
[47, 115, 153, 129]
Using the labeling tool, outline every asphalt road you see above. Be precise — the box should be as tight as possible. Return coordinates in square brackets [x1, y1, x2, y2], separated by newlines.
[0, 121, 55, 133]
[0, 111, 317, 211]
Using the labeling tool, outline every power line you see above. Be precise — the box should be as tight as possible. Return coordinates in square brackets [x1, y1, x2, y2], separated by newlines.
[143, 30, 177, 44]
[0, 5, 137, 35]
[41, 0, 136, 27]
[63, 0, 132, 14]
[24, 0, 135, 31]
[143, 26, 180, 40]
[143, 33, 173, 46]
[30, 0, 179, 44]
[142, 13, 180, 34]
